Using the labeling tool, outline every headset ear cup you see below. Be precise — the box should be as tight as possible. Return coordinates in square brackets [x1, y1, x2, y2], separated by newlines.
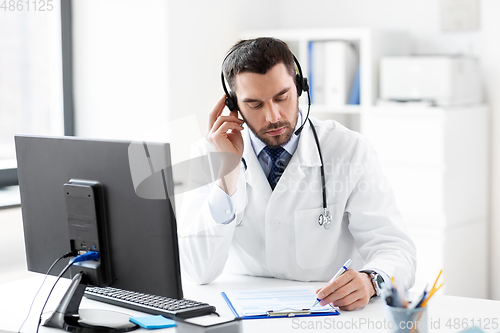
[302, 77, 309, 93]
[225, 93, 239, 111]
[295, 74, 303, 97]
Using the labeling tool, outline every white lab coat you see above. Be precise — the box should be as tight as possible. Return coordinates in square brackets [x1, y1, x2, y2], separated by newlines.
[178, 117, 416, 287]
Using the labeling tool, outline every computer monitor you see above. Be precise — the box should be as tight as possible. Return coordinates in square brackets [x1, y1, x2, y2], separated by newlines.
[15, 135, 183, 329]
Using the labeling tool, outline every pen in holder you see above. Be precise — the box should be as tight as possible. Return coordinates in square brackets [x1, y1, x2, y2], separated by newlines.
[385, 304, 428, 333]
[383, 271, 443, 333]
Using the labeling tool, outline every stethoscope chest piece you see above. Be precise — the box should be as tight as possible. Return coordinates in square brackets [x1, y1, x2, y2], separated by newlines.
[318, 209, 332, 230]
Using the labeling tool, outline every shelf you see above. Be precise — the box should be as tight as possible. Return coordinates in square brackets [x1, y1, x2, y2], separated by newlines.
[304, 103, 489, 116]
[307, 104, 364, 114]
[241, 28, 410, 107]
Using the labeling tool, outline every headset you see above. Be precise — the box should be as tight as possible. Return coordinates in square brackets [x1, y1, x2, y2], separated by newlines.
[220, 39, 332, 230]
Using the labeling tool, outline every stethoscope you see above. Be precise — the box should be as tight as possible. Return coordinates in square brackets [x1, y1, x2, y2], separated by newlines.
[308, 118, 332, 230]
[240, 119, 331, 230]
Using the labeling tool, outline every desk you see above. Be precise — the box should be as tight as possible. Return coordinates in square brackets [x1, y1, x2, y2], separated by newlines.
[1, 273, 500, 333]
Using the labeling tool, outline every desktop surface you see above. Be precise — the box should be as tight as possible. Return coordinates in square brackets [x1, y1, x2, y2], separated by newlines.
[2, 273, 500, 333]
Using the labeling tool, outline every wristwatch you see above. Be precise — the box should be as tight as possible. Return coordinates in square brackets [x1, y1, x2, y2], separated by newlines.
[360, 270, 385, 298]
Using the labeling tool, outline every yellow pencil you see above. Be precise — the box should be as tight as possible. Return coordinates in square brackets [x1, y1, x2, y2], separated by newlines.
[421, 270, 443, 307]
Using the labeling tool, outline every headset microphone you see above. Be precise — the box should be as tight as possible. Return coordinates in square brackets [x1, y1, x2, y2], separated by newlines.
[293, 78, 311, 136]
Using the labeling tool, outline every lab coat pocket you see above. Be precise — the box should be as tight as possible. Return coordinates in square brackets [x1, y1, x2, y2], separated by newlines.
[294, 204, 340, 270]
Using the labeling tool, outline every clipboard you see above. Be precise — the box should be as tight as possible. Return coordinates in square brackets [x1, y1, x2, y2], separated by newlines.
[221, 286, 340, 319]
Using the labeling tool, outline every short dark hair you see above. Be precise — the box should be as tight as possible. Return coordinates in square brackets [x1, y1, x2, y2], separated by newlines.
[222, 37, 296, 93]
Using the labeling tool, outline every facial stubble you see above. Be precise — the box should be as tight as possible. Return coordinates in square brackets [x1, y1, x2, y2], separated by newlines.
[240, 104, 300, 149]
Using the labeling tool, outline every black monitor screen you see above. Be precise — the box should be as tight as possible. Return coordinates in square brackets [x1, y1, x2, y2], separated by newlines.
[15, 135, 183, 299]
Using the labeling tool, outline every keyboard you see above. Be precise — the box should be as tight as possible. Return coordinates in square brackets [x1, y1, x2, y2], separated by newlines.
[84, 286, 216, 319]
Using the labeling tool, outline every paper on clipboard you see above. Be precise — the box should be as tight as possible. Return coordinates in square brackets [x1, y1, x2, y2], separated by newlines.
[221, 286, 340, 319]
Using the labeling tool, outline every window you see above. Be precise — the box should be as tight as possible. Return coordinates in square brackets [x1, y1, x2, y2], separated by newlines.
[0, 1, 72, 185]
[0, 0, 72, 206]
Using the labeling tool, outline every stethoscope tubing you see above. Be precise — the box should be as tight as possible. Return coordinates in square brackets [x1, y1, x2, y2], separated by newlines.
[308, 118, 327, 211]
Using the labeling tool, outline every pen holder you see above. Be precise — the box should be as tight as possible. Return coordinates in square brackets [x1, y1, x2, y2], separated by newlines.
[385, 305, 428, 333]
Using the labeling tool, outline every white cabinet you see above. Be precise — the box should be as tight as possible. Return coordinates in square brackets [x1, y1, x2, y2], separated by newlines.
[363, 105, 489, 298]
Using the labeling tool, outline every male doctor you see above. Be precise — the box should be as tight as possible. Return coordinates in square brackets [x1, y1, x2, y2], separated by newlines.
[178, 37, 416, 311]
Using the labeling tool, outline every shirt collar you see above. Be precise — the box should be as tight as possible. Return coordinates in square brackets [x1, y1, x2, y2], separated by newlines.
[248, 110, 303, 157]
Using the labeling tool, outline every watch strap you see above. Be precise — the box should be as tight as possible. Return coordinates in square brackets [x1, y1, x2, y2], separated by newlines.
[360, 270, 384, 298]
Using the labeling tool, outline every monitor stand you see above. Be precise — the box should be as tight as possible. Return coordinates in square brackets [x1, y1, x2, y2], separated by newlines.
[43, 272, 138, 332]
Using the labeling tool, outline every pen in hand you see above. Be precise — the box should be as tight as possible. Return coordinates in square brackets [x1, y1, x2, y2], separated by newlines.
[312, 259, 352, 307]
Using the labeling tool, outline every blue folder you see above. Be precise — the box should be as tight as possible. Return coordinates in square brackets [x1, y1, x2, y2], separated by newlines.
[347, 66, 360, 105]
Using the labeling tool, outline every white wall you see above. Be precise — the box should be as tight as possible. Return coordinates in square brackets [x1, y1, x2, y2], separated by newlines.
[274, 0, 482, 55]
[478, 1, 500, 301]
[71, 0, 500, 299]
[164, 0, 238, 164]
[72, 0, 278, 163]
[72, 0, 169, 143]
[164, 0, 282, 164]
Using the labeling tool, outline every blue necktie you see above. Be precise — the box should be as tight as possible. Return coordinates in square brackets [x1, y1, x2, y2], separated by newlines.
[263, 146, 286, 190]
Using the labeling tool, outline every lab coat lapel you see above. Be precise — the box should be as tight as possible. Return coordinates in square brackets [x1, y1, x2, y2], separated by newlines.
[271, 119, 322, 201]
[242, 128, 272, 201]
[293, 119, 323, 169]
